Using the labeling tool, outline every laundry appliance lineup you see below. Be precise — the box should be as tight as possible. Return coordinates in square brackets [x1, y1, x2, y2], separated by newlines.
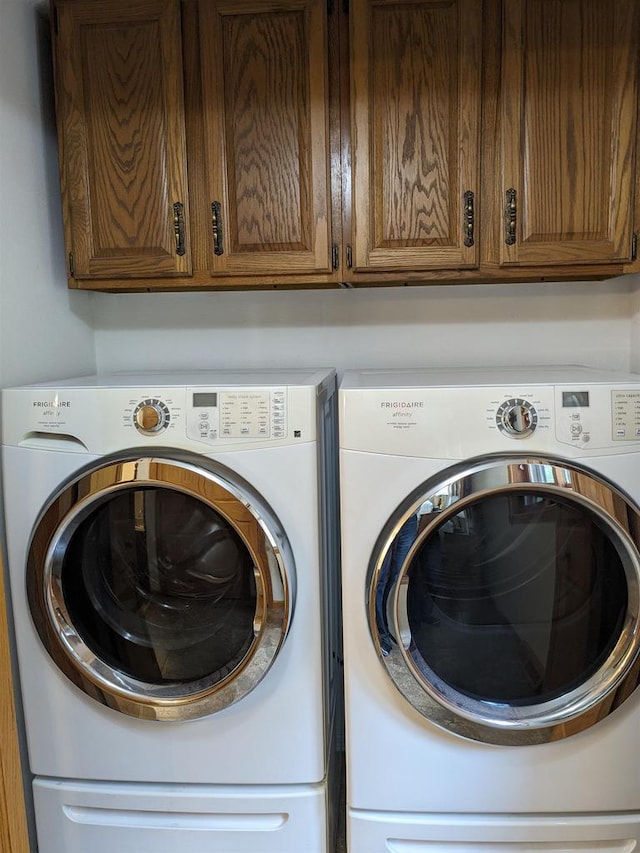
[3, 366, 640, 852]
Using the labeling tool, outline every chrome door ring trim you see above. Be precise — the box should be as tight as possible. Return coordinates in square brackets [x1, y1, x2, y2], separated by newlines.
[368, 454, 640, 745]
[28, 452, 294, 721]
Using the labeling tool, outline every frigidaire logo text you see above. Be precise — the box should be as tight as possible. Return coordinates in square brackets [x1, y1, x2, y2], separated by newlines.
[33, 401, 71, 408]
[380, 401, 424, 408]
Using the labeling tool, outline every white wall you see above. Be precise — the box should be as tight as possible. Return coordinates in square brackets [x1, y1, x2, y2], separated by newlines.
[93, 277, 635, 376]
[0, 0, 95, 389]
[629, 276, 640, 372]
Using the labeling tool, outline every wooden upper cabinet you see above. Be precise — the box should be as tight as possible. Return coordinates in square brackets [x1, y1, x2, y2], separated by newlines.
[499, 0, 639, 267]
[48, 0, 640, 289]
[197, 0, 332, 277]
[52, 0, 192, 280]
[349, 0, 482, 272]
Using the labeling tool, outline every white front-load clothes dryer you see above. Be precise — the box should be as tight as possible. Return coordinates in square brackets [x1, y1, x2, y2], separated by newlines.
[1, 369, 341, 853]
[339, 367, 640, 852]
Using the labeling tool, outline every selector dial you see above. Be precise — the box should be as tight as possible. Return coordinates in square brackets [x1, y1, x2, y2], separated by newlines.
[133, 399, 170, 434]
[496, 398, 538, 439]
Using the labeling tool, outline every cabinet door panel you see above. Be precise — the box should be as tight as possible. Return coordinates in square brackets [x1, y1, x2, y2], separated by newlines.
[53, 0, 191, 279]
[500, 0, 639, 266]
[199, 0, 331, 276]
[351, 0, 481, 272]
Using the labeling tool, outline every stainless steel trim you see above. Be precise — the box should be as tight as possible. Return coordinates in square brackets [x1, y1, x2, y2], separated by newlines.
[27, 453, 294, 721]
[368, 455, 640, 745]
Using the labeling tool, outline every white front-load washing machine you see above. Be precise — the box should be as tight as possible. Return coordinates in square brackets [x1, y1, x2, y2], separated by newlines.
[2, 369, 341, 853]
[339, 367, 640, 852]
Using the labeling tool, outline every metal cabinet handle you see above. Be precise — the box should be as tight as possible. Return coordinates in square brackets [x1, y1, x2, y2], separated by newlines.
[505, 188, 517, 246]
[211, 201, 224, 256]
[463, 190, 475, 248]
[173, 202, 186, 256]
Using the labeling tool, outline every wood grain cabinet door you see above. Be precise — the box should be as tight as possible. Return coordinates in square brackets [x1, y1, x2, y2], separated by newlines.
[52, 0, 192, 280]
[349, 0, 482, 272]
[499, 0, 639, 267]
[198, 0, 332, 277]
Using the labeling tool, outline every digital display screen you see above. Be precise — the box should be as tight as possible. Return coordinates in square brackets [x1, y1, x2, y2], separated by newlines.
[562, 391, 589, 408]
[193, 393, 218, 408]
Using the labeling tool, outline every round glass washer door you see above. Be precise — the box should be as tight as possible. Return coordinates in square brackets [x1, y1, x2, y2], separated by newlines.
[27, 454, 294, 721]
[369, 455, 640, 745]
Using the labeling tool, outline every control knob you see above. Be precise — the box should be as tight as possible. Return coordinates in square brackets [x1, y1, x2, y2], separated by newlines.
[496, 398, 538, 439]
[133, 399, 170, 434]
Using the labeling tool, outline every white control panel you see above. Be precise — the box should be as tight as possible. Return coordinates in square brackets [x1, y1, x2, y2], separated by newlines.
[340, 380, 640, 458]
[491, 387, 640, 449]
[3, 375, 324, 456]
[611, 389, 640, 441]
[123, 387, 287, 444]
[185, 387, 287, 443]
[118, 388, 288, 444]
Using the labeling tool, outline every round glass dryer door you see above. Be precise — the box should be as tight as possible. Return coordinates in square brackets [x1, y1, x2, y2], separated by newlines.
[28, 455, 294, 720]
[369, 456, 640, 745]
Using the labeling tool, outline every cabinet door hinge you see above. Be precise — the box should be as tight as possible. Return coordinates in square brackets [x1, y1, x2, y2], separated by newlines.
[331, 243, 339, 270]
[346, 245, 353, 269]
[53, 6, 59, 36]
[632, 233, 638, 262]
[327, 0, 334, 14]
[68, 252, 74, 277]
[343, 0, 349, 13]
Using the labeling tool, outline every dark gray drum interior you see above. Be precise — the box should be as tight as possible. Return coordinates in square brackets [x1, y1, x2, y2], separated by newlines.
[406, 491, 628, 705]
[62, 487, 257, 685]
